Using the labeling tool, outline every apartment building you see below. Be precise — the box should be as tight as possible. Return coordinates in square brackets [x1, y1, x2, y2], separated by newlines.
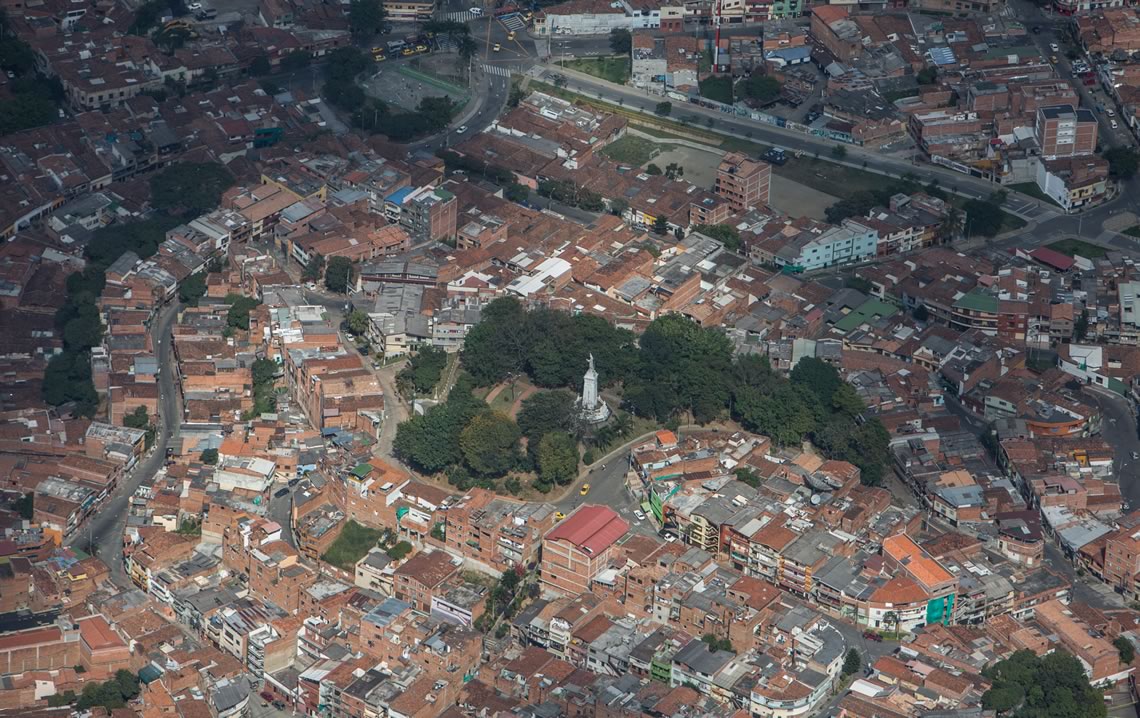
[714, 152, 771, 211]
[443, 488, 556, 571]
[392, 550, 460, 613]
[540, 505, 629, 596]
[1036, 105, 1098, 160]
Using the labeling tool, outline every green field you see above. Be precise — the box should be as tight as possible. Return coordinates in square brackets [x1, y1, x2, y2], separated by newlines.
[599, 135, 661, 166]
[563, 56, 630, 84]
[1124, 226, 1140, 239]
[1008, 182, 1063, 208]
[1046, 238, 1108, 259]
[320, 520, 382, 570]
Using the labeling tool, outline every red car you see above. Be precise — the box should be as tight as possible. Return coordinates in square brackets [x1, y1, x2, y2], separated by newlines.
[863, 631, 884, 642]
[260, 691, 274, 702]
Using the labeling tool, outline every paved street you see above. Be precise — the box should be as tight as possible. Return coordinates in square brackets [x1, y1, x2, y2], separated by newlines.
[68, 302, 182, 587]
[1089, 390, 1140, 509]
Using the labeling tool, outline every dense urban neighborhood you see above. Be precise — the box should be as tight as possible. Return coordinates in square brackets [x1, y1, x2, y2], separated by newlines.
[6, 0, 1140, 715]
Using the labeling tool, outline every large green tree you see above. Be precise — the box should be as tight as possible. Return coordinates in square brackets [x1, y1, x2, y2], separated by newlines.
[178, 271, 207, 305]
[349, 0, 386, 40]
[397, 346, 448, 397]
[981, 649, 1106, 718]
[459, 411, 521, 477]
[149, 162, 234, 217]
[536, 431, 578, 488]
[324, 256, 354, 293]
[393, 378, 486, 474]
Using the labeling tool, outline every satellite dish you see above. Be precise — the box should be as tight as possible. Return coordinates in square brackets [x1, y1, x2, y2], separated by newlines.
[810, 494, 822, 505]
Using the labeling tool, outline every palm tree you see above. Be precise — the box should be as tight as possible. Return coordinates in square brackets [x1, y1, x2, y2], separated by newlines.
[936, 207, 964, 244]
[457, 36, 477, 82]
[883, 611, 900, 639]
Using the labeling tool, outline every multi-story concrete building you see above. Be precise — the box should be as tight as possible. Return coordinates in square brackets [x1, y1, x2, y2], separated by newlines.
[1036, 105, 1097, 160]
[540, 505, 629, 596]
[444, 488, 556, 571]
[715, 152, 771, 211]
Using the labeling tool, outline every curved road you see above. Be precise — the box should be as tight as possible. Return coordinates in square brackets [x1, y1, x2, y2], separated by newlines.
[69, 302, 182, 587]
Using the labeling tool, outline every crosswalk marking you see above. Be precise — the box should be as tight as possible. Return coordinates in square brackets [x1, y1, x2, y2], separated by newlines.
[441, 10, 474, 21]
[499, 13, 525, 31]
[481, 63, 513, 77]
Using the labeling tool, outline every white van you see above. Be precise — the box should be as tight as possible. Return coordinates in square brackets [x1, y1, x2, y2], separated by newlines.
[469, 6, 483, 14]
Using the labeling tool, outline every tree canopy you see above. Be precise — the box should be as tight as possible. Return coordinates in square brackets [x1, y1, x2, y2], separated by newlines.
[225, 294, 260, 331]
[694, 223, 742, 252]
[178, 271, 207, 305]
[536, 431, 578, 491]
[349, 0, 386, 40]
[460, 412, 522, 477]
[981, 649, 1106, 718]
[397, 346, 448, 397]
[149, 162, 234, 218]
[324, 256, 354, 293]
[458, 301, 891, 486]
[609, 28, 632, 54]
[737, 74, 781, 103]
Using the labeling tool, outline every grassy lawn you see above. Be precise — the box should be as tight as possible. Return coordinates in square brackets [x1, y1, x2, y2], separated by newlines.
[1008, 182, 1062, 208]
[1046, 238, 1108, 258]
[1124, 226, 1140, 238]
[599, 135, 661, 166]
[489, 380, 532, 413]
[321, 520, 382, 571]
[564, 56, 630, 84]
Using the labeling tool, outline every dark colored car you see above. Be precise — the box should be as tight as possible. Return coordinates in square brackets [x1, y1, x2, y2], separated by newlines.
[274, 487, 290, 498]
[863, 631, 884, 642]
[260, 691, 274, 702]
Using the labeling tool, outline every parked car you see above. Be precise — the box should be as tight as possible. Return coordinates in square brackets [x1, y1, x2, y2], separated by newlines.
[555, 511, 565, 521]
[1131, 451, 1138, 460]
[762, 148, 788, 165]
[274, 487, 289, 498]
[634, 510, 646, 521]
[260, 692, 274, 702]
[863, 631, 884, 642]
[1050, 42, 1060, 52]
[1112, 119, 1119, 129]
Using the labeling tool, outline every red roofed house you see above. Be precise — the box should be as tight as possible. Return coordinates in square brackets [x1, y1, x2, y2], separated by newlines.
[540, 505, 629, 596]
[1028, 247, 1076, 272]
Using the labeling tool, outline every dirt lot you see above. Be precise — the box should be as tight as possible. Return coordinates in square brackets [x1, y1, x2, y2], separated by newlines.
[361, 54, 470, 112]
[769, 179, 839, 221]
[650, 145, 722, 188]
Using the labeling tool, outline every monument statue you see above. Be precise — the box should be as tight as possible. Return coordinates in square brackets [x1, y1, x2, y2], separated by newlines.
[577, 354, 611, 424]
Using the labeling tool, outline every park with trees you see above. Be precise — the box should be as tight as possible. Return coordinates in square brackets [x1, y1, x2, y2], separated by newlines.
[392, 298, 892, 495]
[981, 649, 1107, 718]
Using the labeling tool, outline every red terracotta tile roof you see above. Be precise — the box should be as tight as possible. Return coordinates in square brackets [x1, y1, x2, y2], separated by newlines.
[545, 505, 628, 556]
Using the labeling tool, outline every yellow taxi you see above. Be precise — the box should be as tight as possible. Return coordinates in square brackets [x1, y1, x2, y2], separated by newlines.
[555, 511, 566, 521]
[579, 483, 590, 496]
